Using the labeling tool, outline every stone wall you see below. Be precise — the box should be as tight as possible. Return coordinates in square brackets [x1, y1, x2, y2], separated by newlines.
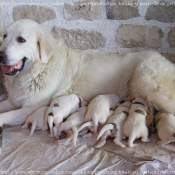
[0, 0, 175, 60]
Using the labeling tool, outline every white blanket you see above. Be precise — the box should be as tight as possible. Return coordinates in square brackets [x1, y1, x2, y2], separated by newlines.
[0, 127, 175, 175]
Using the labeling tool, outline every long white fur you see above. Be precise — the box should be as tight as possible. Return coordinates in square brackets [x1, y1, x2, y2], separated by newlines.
[123, 98, 150, 147]
[95, 101, 131, 148]
[155, 112, 175, 145]
[55, 106, 87, 146]
[78, 94, 119, 135]
[45, 94, 87, 138]
[0, 19, 175, 127]
[21, 106, 48, 136]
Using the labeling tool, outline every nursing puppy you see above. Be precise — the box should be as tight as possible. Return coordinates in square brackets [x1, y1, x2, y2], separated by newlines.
[155, 112, 175, 145]
[21, 106, 48, 136]
[78, 94, 119, 135]
[123, 98, 150, 147]
[55, 106, 87, 146]
[44, 94, 87, 138]
[95, 101, 131, 148]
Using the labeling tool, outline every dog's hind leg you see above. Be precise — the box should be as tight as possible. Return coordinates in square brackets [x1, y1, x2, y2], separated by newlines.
[94, 130, 110, 148]
[141, 129, 150, 143]
[48, 117, 54, 137]
[29, 123, 36, 136]
[128, 133, 136, 147]
[21, 120, 30, 129]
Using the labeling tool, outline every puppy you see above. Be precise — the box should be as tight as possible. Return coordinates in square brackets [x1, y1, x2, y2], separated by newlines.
[95, 101, 131, 148]
[21, 106, 48, 136]
[123, 98, 150, 147]
[44, 94, 87, 138]
[155, 112, 175, 145]
[55, 106, 87, 146]
[78, 94, 120, 135]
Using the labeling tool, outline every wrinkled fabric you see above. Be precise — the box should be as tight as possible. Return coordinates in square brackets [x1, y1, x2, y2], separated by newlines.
[0, 127, 174, 175]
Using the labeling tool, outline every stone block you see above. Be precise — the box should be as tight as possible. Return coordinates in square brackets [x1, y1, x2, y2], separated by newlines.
[162, 53, 175, 63]
[145, 4, 175, 23]
[64, 0, 101, 20]
[52, 27, 106, 50]
[168, 27, 175, 48]
[13, 5, 56, 23]
[106, 0, 139, 20]
[117, 24, 163, 48]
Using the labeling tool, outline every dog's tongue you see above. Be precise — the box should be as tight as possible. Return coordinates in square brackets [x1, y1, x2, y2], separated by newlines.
[1, 60, 23, 74]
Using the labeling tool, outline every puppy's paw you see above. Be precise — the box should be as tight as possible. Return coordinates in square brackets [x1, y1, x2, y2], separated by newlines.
[55, 139, 62, 145]
[141, 138, 151, 143]
[42, 125, 48, 131]
[21, 124, 28, 129]
[48, 133, 54, 138]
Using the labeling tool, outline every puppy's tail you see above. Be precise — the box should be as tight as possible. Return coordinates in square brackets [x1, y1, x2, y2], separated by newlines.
[72, 126, 78, 147]
[78, 121, 93, 133]
[97, 124, 114, 140]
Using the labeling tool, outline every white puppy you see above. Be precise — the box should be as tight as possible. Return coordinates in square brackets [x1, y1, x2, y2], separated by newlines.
[95, 101, 131, 148]
[123, 98, 150, 147]
[44, 94, 87, 138]
[78, 94, 120, 135]
[155, 112, 175, 145]
[55, 106, 87, 146]
[21, 106, 48, 136]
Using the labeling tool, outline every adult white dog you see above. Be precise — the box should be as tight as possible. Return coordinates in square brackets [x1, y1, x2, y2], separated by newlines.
[0, 19, 174, 126]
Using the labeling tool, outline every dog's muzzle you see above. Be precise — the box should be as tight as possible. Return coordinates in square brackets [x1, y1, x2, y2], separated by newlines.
[1, 57, 27, 76]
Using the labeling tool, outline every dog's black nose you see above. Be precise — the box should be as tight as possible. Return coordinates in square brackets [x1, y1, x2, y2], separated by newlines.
[0, 51, 6, 63]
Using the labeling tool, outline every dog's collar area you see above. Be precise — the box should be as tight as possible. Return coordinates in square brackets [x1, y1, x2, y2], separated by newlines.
[2, 57, 27, 76]
[132, 101, 144, 106]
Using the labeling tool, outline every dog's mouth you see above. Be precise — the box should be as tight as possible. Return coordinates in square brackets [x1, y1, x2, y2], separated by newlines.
[1, 57, 27, 76]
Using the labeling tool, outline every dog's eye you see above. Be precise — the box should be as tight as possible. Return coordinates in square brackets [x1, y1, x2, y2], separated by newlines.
[3, 34, 7, 39]
[17, 36, 26, 43]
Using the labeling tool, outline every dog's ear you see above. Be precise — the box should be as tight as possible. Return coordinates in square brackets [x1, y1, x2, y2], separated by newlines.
[38, 33, 53, 64]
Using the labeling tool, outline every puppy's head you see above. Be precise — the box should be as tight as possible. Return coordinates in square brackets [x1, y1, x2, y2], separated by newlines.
[0, 19, 53, 76]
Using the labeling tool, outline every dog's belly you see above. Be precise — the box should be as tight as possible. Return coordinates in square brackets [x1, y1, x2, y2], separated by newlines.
[71, 53, 141, 101]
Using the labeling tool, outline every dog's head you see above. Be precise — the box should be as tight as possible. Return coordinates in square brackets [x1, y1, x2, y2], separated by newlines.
[0, 19, 53, 76]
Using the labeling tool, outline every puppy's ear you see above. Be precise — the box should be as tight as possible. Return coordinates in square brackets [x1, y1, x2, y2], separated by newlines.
[38, 32, 53, 64]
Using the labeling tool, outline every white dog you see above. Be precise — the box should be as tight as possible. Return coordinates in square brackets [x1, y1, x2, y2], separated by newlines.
[0, 19, 175, 127]
[44, 94, 87, 138]
[21, 106, 48, 136]
[123, 98, 150, 147]
[78, 94, 119, 135]
[155, 112, 175, 145]
[55, 106, 87, 146]
[95, 101, 131, 148]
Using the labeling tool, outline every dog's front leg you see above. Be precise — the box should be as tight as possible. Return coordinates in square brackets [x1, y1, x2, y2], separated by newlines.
[0, 99, 16, 113]
[0, 107, 36, 126]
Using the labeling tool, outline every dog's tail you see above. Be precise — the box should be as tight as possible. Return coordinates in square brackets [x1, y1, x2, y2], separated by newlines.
[78, 121, 93, 133]
[97, 124, 114, 140]
[72, 126, 78, 147]
[29, 123, 36, 136]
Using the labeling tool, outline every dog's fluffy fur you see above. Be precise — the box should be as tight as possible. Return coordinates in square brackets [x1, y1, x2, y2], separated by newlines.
[95, 101, 131, 148]
[123, 98, 150, 147]
[0, 19, 175, 126]
[44, 94, 87, 138]
[21, 106, 48, 136]
[78, 94, 119, 135]
[155, 112, 175, 145]
[56, 106, 87, 146]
